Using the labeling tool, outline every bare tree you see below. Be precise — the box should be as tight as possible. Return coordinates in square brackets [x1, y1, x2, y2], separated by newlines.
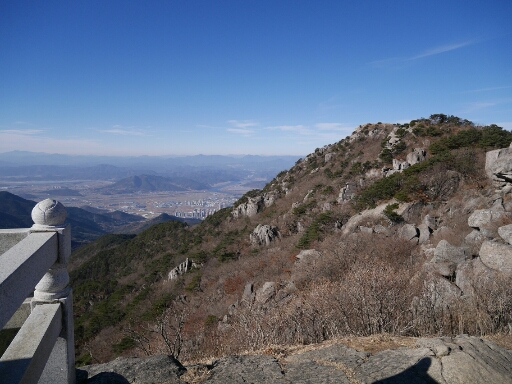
[154, 303, 188, 359]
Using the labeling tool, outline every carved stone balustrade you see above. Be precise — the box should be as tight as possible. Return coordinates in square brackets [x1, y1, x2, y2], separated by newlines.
[0, 199, 75, 384]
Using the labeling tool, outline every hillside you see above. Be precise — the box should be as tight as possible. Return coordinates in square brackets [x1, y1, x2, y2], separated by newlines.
[68, 115, 512, 368]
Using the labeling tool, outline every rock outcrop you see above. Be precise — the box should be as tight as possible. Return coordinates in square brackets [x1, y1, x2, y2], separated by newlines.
[79, 335, 512, 384]
[168, 258, 200, 281]
[250, 224, 281, 246]
[78, 354, 186, 384]
[486, 142, 512, 185]
[231, 196, 264, 218]
[232, 191, 279, 219]
[337, 183, 357, 202]
[383, 147, 426, 177]
[479, 240, 512, 274]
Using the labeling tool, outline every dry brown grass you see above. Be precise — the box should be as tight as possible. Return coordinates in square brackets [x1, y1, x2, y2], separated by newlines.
[484, 334, 512, 350]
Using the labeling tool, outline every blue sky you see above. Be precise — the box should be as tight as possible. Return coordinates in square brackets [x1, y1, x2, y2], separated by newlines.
[1, 1, 511, 156]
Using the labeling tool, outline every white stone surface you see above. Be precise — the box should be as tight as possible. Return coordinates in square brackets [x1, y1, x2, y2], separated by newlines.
[0, 199, 75, 384]
[0, 232, 58, 329]
[31, 199, 67, 227]
[0, 303, 61, 384]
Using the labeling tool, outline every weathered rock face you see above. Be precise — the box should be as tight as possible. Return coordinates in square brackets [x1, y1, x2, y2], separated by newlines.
[498, 224, 512, 245]
[255, 281, 276, 304]
[425, 240, 469, 279]
[231, 191, 279, 219]
[486, 143, 512, 184]
[231, 196, 264, 218]
[479, 240, 512, 274]
[455, 257, 497, 296]
[417, 223, 432, 244]
[79, 336, 512, 384]
[432, 240, 468, 265]
[241, 282, 255, 304]
[167, 258, 200, 280]
[406, 148, 427, 166]
[399, 223, 419, 242]
[78, 355, 186, 384]
[463, 229, 486, 254]
[467, 208, 511, 238]
[337, 183, 356, 202]
[383, 148, 426, 177]
[393, 158, 410, 171]
[250, 224, 281, 246]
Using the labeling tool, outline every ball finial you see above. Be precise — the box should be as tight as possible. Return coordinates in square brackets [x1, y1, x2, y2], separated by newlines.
[31, 198, 67, 226]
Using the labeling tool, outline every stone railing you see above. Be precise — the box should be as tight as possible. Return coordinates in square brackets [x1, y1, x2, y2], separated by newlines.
[0, 199, 75, 384]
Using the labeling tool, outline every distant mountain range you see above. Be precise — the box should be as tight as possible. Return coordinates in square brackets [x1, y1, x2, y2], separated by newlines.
[0, 191, 198, 248]
[0, 152, 300, 186]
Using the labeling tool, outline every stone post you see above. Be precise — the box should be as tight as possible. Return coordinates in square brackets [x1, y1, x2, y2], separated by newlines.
[30, 199, 76, 384]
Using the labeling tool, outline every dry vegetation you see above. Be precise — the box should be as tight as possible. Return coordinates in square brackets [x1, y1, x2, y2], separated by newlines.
[70, 115, 512, 365]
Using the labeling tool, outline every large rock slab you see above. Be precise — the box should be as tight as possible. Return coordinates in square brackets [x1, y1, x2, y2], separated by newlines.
[284, 344, 368, 384]
[399, 224, 419, 242]
[486, 145, 512, 183]
[479, 240, 512, 274]
[498, 224, 512, 245]
[435, 335, 512, 384]
[204, 355, 287, 384]
[80, 336, 512, 384]
[455, 258, 497, 296]
[468, 209, 511, 237]
[354, 347, 441, 383]
[255, 281, 277, 304]
[431, 240, 468, 264]
[417, 223, 432, 244]
[79, 355, 186, 384]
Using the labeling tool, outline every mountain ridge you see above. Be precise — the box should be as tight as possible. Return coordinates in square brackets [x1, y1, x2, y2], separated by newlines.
[27, 115, 512, 374]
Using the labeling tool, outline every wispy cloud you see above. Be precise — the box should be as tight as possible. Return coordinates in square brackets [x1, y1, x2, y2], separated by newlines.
[228, 120, 258, 128]
[0, 130, 101, 155]
[14, 121, 35, 126]
[99, 125, 148, 136]
[463, 86, 511, 93]
[317, 96, 344, 112]
[197, 124, 220, 129]
[460, 97, 512, 114]
[370, 40, 476, 67]
[227, 128, 255, 136]
[315, 123, 348, 131]
[410, 42, 474, 60]
[0, 129, 43, 135]
[266, 125, 314, 135]
[226, 120, 259, 136]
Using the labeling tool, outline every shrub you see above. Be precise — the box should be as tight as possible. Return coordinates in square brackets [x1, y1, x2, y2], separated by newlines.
[113, 337, 136, 354]
[205, 315, 219, 326]
[480, 124, 512, 149]
[297, 212, 333, 249]
[322, 185, 335, 195]
[293, 200, 317, 216]
[383, 203, 404, 223]
[185, 273, 202, 292]
[379, 148, 393, 164]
